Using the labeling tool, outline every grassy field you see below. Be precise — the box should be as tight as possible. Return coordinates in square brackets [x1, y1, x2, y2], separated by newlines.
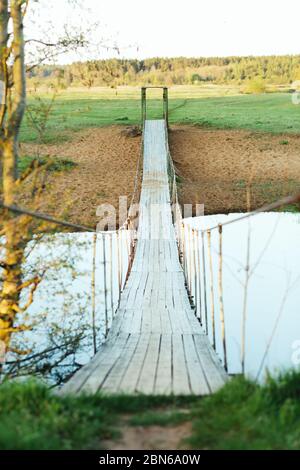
[1, 370, 300, 450]
[21, 85, 300, 143]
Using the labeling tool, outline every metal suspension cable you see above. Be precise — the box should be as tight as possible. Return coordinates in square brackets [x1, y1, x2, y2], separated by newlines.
[0, 129, 144, 236]
[128, 131, 143, 210]
[183, 192, 300, 233]
[106, 131, 143, 234]
[0, 202, 96, 232]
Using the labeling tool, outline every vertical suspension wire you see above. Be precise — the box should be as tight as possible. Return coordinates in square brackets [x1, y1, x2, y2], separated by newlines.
[116, 230, 122, 305]
[125, 217, 135, 285]
[241, 219, 251, 375]
[109, 233, 114, 318]
[218, 224, 228, 372]
[91, 233, 97, 354]
[170, 171, 176, 207]
[192, 228, 198, 315]
[184, 226, 188, 279]
[207, 230, 216, 349]
[120, 230, 124, 289]
[176, 203, 183, 260]
[201, 231, 208, 333]
[187, 225, 192, 294]
[181, 222, 186, 272]
[196, 230, 203, 325]
[125, 218, 130, 259]
[123, 219, 132, 287]
[175, 205, 181, 261]
[102, 233, 109, 338]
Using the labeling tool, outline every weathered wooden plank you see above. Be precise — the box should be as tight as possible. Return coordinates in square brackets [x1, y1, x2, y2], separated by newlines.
[119, 333, 150, 393]
[154, 334, 172, 394]
[193, 334, 227, 393]
[60, 331, 126, 395]
[101, 334, 140, 392]
[172, 334, 191, 394]
[81, 333, 130, 393]
[182, 334, 210, 395]
[136, 333, 161, 394]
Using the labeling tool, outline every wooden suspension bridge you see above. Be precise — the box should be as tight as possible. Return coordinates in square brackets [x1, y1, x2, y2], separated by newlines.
[61, 88, 227, 395]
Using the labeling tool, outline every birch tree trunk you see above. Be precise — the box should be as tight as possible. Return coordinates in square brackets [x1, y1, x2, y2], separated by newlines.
[0, 0, 27, 351]
[0, 0, 8, 178]
[0, 0, 93, 357]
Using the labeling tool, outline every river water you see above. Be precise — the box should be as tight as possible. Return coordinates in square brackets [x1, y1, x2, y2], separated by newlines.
[186, 211, 300, 379]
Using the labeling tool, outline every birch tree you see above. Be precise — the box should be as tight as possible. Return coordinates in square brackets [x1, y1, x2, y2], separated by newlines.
[0, 0, 28, 353]
[0, 0, 101, 360]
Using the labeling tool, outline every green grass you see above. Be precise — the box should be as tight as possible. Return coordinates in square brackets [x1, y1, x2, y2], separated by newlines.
[18, 155, 77, 174]
[0, 381, 115, 450]
[0, 381, 193, 450]
[188, 371, 300, 450]
[1, 370, 300, 450]
[174, 93, 300, 133]
[21, 87, 300, 143]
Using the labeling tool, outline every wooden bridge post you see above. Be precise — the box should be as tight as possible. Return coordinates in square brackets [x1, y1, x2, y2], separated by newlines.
[163, 87, 169, 128]
[141, 87, 168, 128]
[141, 87, 146, 129]
[201, 231, 208, 333]
[102, 234, 109, 337]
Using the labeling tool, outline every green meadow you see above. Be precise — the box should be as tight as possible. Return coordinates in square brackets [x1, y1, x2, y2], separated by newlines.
[21, 85, 300, 143]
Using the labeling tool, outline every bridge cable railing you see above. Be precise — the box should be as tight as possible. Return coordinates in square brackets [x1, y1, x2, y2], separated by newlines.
[179, 192, 300, 376]
[88, 122, 144, 342]
[84, 134, 143, 341]
[0, 134, 143, 357]
[151, 93, 300, 378]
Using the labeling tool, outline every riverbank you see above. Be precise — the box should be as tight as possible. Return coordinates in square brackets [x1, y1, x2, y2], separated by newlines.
[16, 125, 300, 229]
[1, 370, 300, 450]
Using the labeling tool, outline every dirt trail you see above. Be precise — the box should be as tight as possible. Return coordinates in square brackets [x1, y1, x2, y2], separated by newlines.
[103, 422, 192, 450]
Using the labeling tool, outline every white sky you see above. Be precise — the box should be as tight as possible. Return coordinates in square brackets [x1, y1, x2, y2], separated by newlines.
[28, 0, 300, 62]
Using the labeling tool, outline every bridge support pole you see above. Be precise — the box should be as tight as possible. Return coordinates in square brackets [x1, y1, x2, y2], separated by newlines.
[163, 87, 169, 129]
[141, 87, 146, 129]
[141, 86, 168, 129]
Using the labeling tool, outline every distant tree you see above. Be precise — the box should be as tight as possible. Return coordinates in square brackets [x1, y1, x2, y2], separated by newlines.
[191, 73, 202, 84]
[27, 55, 300, 89]
[244, 77, 267, 94]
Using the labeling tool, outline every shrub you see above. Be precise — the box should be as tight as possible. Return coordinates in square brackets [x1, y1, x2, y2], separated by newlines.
[244, 78, 267, 94]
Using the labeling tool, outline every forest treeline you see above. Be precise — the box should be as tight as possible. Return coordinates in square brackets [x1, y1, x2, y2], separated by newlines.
[27, 55, 300, 89]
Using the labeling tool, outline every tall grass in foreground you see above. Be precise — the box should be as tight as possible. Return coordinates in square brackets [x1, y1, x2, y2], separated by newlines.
[189, 370, 300, 450]
[0, 370, 300, 449]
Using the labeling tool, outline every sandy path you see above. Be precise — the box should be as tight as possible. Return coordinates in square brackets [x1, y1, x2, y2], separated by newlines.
[103, 421, 192, 450]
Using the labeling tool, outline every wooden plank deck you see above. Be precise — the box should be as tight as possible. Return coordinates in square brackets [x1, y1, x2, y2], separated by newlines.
[61, 120, 227, 395]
